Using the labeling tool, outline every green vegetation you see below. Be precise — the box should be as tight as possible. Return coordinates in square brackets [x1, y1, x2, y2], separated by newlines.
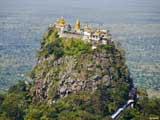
[119, 89, 160, 120]
[38, 28, 92, 59]
[0, 81, 31, 120]
[0, 81, 160, 120]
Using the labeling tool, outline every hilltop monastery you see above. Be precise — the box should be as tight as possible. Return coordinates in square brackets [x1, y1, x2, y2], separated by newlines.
[49, 17, 112, 48]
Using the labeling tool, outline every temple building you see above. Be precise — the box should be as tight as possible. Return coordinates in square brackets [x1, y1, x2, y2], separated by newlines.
[54, 17, 66, 33]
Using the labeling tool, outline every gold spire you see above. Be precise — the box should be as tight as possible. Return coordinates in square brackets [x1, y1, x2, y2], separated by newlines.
[57, 17, 66, 27]
[74, 19, 81, 32]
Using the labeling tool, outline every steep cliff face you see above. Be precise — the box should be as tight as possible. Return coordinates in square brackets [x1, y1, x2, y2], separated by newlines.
[30, 28, 132, 102]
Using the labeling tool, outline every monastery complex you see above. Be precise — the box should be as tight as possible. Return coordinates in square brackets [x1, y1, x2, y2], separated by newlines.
[49, 17, 112, 48]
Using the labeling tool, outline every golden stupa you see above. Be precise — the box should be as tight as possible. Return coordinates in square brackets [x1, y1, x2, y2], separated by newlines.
[74, 19, 81, 32]
[57, 17, 66, 27]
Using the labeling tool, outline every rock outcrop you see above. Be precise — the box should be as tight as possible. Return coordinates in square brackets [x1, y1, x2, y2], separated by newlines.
[30, 28, 132, 104]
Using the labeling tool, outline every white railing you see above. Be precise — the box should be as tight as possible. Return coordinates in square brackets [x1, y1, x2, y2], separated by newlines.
[111, 99, 134, 119]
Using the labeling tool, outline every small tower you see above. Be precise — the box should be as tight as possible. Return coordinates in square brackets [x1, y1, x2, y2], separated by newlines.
[84, 24, 91, 33]
[74, 19, 81, 32]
